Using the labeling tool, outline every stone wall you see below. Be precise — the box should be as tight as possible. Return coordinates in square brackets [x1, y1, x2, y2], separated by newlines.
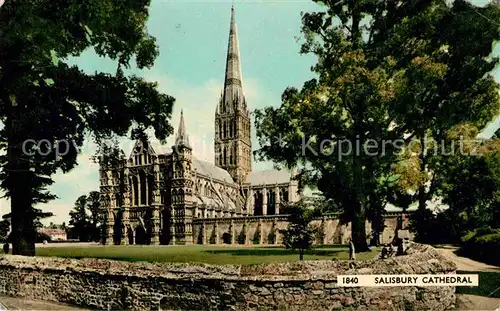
[0, 243, 456, 310]
[192, 213, 410, 246]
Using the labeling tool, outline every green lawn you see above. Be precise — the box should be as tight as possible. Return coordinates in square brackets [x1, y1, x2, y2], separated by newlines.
[34, 245, 380, 265]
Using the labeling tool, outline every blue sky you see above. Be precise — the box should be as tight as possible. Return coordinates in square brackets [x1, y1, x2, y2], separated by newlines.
[0, 0, 497, 224]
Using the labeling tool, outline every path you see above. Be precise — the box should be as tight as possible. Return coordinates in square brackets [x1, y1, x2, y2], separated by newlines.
[436, 246, 500, 311]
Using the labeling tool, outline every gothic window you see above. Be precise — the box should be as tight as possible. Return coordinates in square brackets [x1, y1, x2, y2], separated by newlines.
[233, 145, 237, 164]
[233, 120, 237, 137]
[179, 189, 184, 203]
[223, 121, 227, 138]
[139, 172, 146, 205]
[223, 147, 227, 166]
[229, 146, 234, 165]
[175, 163, 182, 178]
[219, 122, 222, 139]
[283, 189, 289, 202]
[147, 175, 154, 205]
[133, 176, 139, 206]
[229, 120, 233, 137]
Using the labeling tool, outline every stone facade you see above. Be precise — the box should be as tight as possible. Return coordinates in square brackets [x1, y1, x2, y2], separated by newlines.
[98, 7, 302, 246]
[193, 212, 412, 246]
[0, 243, 457, 310]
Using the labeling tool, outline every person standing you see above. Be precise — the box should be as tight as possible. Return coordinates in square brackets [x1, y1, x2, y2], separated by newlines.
[348, 238, 356, 260]
[348, 238, 356, 268]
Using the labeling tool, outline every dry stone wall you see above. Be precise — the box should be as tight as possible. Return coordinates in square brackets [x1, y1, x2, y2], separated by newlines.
[0, 243, 456, 310]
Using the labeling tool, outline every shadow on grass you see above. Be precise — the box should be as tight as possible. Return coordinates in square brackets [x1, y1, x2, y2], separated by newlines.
[203, 248, 344, 257]
[456, 271, 500, 298]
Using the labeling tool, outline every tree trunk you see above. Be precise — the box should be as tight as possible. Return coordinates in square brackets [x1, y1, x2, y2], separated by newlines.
[416, 135, 428, 242]
[351, 201, 369, 252]
[299, 248, 304, 261]
[7, 118, 36, 256]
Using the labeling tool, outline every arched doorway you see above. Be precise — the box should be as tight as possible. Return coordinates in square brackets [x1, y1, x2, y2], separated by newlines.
[254, 192, 263, 216]
[222, 232, 231, 244]
[267, 190, 276, 215]
[135, 226, 147, 245]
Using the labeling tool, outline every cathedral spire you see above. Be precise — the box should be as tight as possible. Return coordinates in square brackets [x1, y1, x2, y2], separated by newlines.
[214, 5, 252, 183]
[222, 5, 245, 112]
[175, 110, 191, 148]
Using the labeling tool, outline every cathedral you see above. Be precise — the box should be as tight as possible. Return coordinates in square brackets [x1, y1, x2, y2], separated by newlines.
[99, 7, 301, 245]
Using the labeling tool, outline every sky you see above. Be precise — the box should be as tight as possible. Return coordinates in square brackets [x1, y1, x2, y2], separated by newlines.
[0, 0, 498, 225]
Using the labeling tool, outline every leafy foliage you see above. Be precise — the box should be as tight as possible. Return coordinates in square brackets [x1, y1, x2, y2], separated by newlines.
[279, 200, 321, 260]
[68, 191, 103, 242]
[458, 229, 500, 266]
[252, 228, 261, 245]
[0, 0, 175, 255]
[267, 229, 276, 245]
[68, 195, 91, 242]
[237, 224, 246, 244]
[254, 0, 499, 248]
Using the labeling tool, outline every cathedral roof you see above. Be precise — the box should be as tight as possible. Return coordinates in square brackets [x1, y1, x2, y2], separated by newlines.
[193, 158, 235, 184]
[245, 169, 292, 186]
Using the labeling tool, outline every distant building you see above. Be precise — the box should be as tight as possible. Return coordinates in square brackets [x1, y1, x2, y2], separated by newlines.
[39, 228, 67, 241]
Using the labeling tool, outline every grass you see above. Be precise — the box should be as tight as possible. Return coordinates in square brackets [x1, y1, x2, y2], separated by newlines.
[33, 244, 381, 265]
[456, 270, 500, 298]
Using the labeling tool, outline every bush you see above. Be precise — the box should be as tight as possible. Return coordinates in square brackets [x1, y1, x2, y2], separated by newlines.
[253, 230, 261, 245]
[458, 228, 500, 267]
[267, 230, 276, 244]
[237, 230, 246, 244]
[209, 229, 216, 244]
[461, 227, 500, 243]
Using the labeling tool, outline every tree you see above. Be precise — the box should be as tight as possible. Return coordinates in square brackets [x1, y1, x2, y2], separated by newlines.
[435, 134, 500, 240]
[254, 0, 499, 249]
[255, 0, 422, 251]
[87, 191, 101, 242]
[376, 0, 500, 241]
[0, 0, 175, 255]
[280, 200, 321, 260]
[68, 195, 91, 242]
